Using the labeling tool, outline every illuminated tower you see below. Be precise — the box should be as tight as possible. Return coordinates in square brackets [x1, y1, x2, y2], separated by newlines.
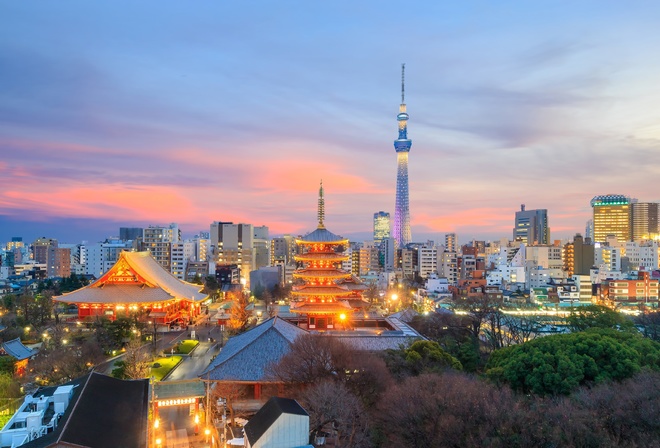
[393, 63, 412, 247]
[290, 182, 354, 330]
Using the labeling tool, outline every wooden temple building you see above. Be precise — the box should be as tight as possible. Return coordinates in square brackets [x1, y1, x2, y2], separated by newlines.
[54, 251, 207, 327]
[289, 182, 366, 329]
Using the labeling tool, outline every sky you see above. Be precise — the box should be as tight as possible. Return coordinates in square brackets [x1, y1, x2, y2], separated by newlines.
[2, 1, 660, 245]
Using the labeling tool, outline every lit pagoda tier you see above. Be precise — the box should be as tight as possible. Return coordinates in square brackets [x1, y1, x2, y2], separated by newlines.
[54, 251, 207, 328]
[289, 182, 367, 330]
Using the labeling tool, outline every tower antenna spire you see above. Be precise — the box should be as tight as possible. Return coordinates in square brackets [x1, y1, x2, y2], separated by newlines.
[318, 179, 325, 229]
[401, 63, 405, 104]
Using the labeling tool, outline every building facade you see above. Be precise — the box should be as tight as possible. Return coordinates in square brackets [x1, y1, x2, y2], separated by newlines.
[591, 195, 631, 243]
[513, 205, 549, 245]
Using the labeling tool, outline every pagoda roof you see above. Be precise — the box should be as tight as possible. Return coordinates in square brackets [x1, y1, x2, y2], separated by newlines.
[54, 251, 206, 304]
[293, 269, 352, 279]
[291, 285, 350, 296]
[290, 301, 353, 314]
[295, 252, 349, 261]
[297, 227, 348, 244]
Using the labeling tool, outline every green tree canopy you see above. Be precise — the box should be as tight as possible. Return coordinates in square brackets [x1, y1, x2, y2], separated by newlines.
[486, 328, 660, 395]
[384, 340, 463, 378]
[567, 305, 634, 332]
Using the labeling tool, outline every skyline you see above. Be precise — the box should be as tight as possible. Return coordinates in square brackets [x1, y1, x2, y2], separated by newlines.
[2, 2, 660, 244]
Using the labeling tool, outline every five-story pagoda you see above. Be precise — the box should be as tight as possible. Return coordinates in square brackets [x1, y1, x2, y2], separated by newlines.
[290, 182, 354, 330]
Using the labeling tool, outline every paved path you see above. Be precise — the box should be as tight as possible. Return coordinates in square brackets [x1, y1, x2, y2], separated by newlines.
[166, 340, 222, 381]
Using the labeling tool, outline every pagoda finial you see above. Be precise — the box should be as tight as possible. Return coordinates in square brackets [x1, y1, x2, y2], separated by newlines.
[401, 63, 405, 104]
[318, 180, 325, 229]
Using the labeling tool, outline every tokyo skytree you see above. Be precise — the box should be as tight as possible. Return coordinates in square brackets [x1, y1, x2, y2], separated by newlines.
[393, 63, 412, 247]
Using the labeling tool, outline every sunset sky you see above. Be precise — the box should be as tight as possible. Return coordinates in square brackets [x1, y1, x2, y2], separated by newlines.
[2, 2, 660, 244]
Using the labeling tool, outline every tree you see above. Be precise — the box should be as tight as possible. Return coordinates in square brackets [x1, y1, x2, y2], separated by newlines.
[114, 337, 151, 379]
[409, 312, 483, 372]
[0, 356, 16, 375]
[300, 381, 371, 448]
[267, 334, 352, 385]
[375, 373, 520, 448]
[485, 328, 660, 395]
[383, 340, 462, 378]
[0, 372, 21, 399]
[567, 305, 635, 332]
[210, 382, 249, 427]
[635, 310, 660, 342]
[203, 276, 220, 301]
[2, 294, 16, 313]
[228, 291, 251, 333]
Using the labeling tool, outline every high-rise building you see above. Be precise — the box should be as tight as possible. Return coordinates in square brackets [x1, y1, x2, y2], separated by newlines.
[119, 227, 143, 241]
[373, 211, 391, 246]
[444, 233, 458, 254]
[33, 237, 57, 264]
[270, 235, 297, 267]
[48, 246, 71, 278]
[210, 221, 265, 284]
[585, 219, 594, 240]
[141, 223, 181, 273]
[563, 234, 594, 276]
[513, 205, 549, 245]
[631, 202, 659, 242]
[591, 195, 631, 243]
[393, 64, 412, 247]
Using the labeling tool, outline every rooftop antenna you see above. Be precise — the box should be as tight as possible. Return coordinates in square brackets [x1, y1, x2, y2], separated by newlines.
[401, 63, 406, 104]
[318, 180, 325, 229]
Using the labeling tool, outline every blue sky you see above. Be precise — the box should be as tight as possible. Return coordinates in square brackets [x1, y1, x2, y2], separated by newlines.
[2, 1, 660, 244]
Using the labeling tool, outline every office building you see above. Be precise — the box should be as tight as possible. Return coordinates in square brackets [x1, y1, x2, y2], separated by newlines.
[373, 211, 391, 246]
[631, 202, 659, 242]
[444, 233, 458, 254]
[513, 205, 549, 245]
[591, 195, 631, 243]
[141, 223, 181, 273]
[119, 227, 143, 241]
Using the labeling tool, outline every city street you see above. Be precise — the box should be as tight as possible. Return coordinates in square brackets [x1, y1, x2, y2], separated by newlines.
[166, 327, 223, 381]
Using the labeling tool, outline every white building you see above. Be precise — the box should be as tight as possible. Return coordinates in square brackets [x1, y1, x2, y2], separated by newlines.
[85, 239, 133, 277]
[418, 244, 438, 278]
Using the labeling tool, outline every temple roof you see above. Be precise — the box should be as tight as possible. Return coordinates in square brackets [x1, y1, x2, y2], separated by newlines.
[291, 285, 351, 296]
[54, 251, 206, 304]
[295, 252, 349, 261]
[293, 269, 352, 279]
[297, 227, 348, 244]
[1, 337, 34, 361]
[290, 301, 352, 314]
[201, 317, 306, 381]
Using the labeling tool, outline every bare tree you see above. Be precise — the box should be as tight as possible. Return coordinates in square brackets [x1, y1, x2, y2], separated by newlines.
[121, 337, 151, 379]
[210, 382, 248, 427]
[267, 334, 352, 385]
[300, 381, 371, 448]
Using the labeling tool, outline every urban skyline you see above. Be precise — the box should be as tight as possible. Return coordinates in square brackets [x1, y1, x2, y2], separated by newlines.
[2, 2, 660, 244]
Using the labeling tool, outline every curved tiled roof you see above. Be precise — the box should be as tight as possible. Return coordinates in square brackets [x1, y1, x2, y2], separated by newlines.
[293, 269, 352, 279]
[295, 252, 349, 262]
[1, 337, 34, 361]
[201, 317, 306, 381]
[297, 227, 348, 244]
[290, 301, 353, 314]
[291, 285, 351, 296]
[55, 251, 206, 304]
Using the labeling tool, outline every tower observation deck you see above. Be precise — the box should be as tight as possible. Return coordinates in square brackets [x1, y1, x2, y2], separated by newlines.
[393, 63, 412, 247]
